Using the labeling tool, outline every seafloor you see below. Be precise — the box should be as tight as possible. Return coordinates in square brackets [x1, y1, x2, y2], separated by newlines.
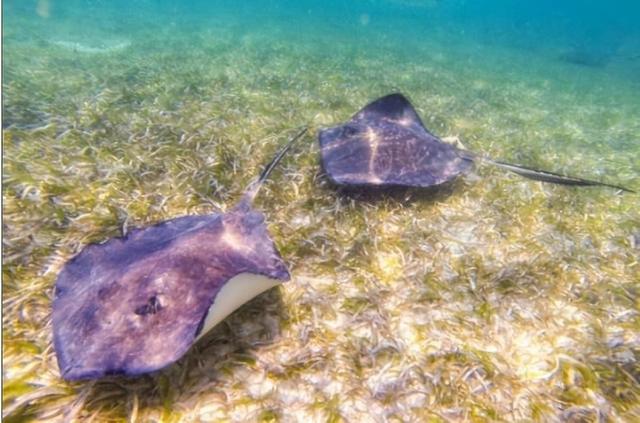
[3, 4, 640, 422]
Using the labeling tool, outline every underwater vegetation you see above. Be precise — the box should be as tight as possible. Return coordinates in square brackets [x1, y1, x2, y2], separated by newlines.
[3, 1, 640, 422]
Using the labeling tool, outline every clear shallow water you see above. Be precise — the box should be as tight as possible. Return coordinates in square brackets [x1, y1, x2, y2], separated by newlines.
[4, 1, 640, 143]
[3, 1, 640, 421]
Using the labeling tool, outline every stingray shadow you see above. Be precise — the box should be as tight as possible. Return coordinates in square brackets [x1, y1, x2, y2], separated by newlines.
[317, 170, 462, 206]
[76, 286, 286, 418]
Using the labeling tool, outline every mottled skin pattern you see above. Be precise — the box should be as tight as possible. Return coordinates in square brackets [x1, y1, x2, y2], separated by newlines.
[53, 203, 289, 380]
[319, 93, 473, 188]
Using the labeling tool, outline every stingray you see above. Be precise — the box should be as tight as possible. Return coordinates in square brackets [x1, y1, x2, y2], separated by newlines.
[53, 128, 307, 381]
[319, 93, 634, 193]
[558, 48, 612, 68]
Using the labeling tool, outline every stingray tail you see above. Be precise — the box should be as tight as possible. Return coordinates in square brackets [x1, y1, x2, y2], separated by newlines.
[257, 127, 308, 186]
[241, 127, 308, 205]
[459, 150, 635, 193]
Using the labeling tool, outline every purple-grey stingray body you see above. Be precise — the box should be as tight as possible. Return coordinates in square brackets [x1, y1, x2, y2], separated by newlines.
[53, 128, 307, 381]
[319, 94, 633, 192]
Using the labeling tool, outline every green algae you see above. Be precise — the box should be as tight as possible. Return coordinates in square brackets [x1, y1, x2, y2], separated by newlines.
[3, 8, 640, 423]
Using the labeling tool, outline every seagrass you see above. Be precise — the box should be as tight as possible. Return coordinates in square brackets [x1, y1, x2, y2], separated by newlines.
[3, 10, 639, 422]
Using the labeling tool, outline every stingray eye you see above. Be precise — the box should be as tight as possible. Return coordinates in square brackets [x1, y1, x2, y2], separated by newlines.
[134, 295, 162, 316]
[342, 125, 359, 137]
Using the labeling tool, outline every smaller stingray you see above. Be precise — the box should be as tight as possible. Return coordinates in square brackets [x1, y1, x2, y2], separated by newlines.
[53, 128, 307, 381]
[319, 94, 634, 193]
[558, 48, 612, 68]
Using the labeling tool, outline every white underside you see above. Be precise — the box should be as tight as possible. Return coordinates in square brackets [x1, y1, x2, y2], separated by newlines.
[196, 273, 282, 341]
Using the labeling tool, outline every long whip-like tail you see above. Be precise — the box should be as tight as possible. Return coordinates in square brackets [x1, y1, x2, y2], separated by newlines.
[240, 127, 309, 206]
[458, 149, 635, 193]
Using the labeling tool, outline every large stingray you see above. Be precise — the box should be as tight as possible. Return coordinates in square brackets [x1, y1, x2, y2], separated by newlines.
[53, 128, 307, 380]
[319, 94, 633, 193]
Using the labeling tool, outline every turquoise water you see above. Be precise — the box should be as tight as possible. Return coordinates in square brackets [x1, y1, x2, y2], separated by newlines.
[4, 1, 640, 155]
[3, 1, 640, 421]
